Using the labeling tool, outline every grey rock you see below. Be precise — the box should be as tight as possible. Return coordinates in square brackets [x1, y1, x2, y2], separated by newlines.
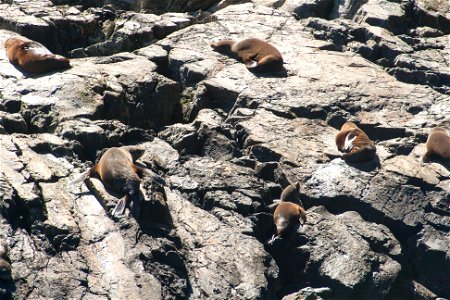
[282, 286, 332, 300]
[0, 112, 28, 134]
[165, 187, 278, 299]
[1, 0, 449, 299]
[280, 0, 335, 19]
[290, 207, 401, 299]
[407, 225, 450, 298]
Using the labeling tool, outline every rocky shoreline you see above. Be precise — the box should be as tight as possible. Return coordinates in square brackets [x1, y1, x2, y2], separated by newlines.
[0, 0, 449, 299]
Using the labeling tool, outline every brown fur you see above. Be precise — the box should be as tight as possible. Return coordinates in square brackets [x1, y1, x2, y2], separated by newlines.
[423, 127, 450, 162]
[81, 146, 144, 216]
[5, 37, 70, 74]
[273, 202, 306, 236]
[211, 38, 283, 72]
[92, 147, 142, 197]
[0, 240, 11, 280]
[272, 183, 307, 239]
[280, 182, 303, 205]
[0, 240, 8, 259]
[335, 122, 376, 162]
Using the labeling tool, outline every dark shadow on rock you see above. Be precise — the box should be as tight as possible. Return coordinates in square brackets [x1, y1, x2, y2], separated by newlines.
[250, 212, 276, 243]
[136, 183, 174, 237]
[265, 232, 311, 298]
[0, 280, 16, 300]
[135, 184, 193, 299]
[140, 245, 193, 299]
[10, 65, 71, 78]
[345, 155, 381, 172]
[251, 66, 288, 78]
[423, 156, 450, 171]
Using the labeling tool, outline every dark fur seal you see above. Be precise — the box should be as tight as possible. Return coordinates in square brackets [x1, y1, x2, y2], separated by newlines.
[0, 240, 11, 281]
[211, 38, 283, 72]
[73, 146, 164, 217]
[335, 122, 376, 162]
[5, 37, 70, 74]
[423, 127, 450, 163]
[269, 182, 307, 244]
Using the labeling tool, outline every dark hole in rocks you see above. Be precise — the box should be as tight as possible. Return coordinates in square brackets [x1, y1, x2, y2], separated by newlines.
[140, 247, 192, 299]
[289, 106, 329, 121]
[2, 193, 34, 233]
[265, 237, 312, 298]
[3, 100, 21, 114]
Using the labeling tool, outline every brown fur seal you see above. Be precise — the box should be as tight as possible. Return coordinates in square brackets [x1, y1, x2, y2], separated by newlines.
[0, 240, 11, 281]
[4, 37, 70, 74]
[423, 127, 450, 163]
[72, 146, 165, 217]
[269, 182, 307, 244]
[210, 38, 283, 72]
[335, 122, 376, 162]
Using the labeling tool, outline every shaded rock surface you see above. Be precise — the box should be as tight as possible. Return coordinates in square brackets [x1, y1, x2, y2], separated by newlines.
[0, 0, 449, 299]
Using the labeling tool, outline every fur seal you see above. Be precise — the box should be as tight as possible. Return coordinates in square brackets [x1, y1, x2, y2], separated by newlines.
[423, 127, 450, 163]
[269, 182, 307, 244]
[211, 38, 283, 72]
[4, 37, 70, 74]
[335, 122, 376, 162]
[0, 240, 11, 281]
[73, 146, 165, 217]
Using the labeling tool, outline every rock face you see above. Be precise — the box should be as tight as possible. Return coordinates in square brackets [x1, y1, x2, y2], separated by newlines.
[0, 0, 449, 299]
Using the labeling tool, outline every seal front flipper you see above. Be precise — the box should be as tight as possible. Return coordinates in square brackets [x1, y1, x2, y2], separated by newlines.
[244, 59, 258, 68]
[136, 166, 166, 186]
[112, 196, 128, 217]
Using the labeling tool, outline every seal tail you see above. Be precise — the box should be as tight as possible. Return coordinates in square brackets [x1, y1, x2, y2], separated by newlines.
[112, 196, 128, 217]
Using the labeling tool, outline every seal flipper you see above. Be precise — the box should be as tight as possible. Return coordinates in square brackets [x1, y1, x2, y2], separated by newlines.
[244, 59, 258, 68]
[135, 166, 166, 186]
[299, 212, 307, 225]
[343, 134, 356, 152]
[267, 200, 281, 211]
[422, 151, 432, 163]
[112, 196, 128, 217]
[268, 234, 279, 245]
[70, 166, 96, 188]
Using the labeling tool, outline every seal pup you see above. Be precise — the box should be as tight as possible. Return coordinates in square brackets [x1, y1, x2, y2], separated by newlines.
[335, 122, 376, 162]
[268, 182, 307, 244]
[210, 38, 283, 73]
[0, 240, 11, 281]
[423, 127, 450, 163]
[4, 37, 70, 74]
[72, 145, 165, 217]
